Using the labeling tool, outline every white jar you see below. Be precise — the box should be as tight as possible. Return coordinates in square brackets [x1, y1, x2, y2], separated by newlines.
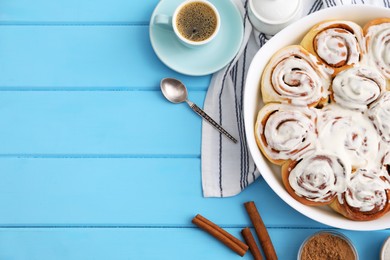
[381, 236, 390, 260]
[248, 0, 303, 35]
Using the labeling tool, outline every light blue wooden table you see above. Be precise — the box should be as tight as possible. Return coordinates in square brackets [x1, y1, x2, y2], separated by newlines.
[0, 0, 389, 259]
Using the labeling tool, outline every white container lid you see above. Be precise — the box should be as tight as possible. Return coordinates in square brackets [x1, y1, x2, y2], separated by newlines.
[251, 0, 301, 23]
[381, 237, 390, 260]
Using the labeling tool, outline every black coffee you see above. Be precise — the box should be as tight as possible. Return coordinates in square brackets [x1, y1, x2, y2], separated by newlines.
[176, 2, 218, 42]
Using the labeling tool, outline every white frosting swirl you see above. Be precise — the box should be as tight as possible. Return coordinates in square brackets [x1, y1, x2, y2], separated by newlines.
[332, 66, 385, 110]
[289, 154, 347, 203]
[262, 45, 331, 106]
[365, 22, 390, 80]
[343, 168, 390, 212]
[256, 103, 316, 161]
[368, 92, 390, 142]
[315, 28, 360, 67]
[317, 104, 380, 169]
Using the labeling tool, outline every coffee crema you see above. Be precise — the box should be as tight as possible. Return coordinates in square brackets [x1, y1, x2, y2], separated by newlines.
[176, 2, 218, 42]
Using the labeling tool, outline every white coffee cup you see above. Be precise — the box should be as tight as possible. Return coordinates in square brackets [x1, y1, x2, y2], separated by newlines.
[248, 0, 302, 36]
[154, 0, 220, 48]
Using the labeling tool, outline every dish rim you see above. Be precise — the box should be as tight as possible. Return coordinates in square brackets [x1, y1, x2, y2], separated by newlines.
[243, 4, 390, 231]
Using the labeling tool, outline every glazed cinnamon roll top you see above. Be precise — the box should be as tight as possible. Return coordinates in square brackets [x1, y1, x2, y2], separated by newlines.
[261, 45, 331, 107]
[368, 91, 390, 143]
[317, 104, 381, 170]
[363, 18, 390, 87]
[301, 20, 365, 75]
[255, 103, 317, 165]
[331, 66, 386, 111]
[328, 167, 390, 221]
[283, 153, 348, 204]
[343, 168, 390, 213]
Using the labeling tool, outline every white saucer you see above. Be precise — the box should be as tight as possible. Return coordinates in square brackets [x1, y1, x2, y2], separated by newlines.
[149, 0, 244, 76]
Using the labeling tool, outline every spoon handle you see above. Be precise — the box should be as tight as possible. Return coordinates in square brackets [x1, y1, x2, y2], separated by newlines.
[187, 101, 237, 143]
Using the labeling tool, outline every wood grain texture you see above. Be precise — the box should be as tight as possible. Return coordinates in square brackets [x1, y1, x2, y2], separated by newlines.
[0, 158, 319, 227]
[0, 0, 389, 259]
[0, 26, 209, 89]
[0, 228, 386, 260]
[0, 0, 158, 23]
[0, 91, 205, 154]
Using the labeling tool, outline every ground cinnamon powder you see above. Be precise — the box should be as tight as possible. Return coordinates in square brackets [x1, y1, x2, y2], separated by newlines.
[300, 233, 356, 260]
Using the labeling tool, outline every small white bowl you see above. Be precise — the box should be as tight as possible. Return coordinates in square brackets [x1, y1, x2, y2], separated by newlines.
[380, 237, 390, 260]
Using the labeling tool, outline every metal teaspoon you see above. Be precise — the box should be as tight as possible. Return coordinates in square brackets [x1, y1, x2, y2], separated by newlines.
[160, 78, 237, 143]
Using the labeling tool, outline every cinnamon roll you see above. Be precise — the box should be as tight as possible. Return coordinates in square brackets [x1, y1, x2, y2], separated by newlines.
[331, 66, 386, 111]
[301, 20, 364, 75]
[255, 103, 317, 165]
[261, 45, 331, 107]
[281, 153, 348, 206]
[368, 92, 390, 143]
[330, 167, 390, 221]
[317, 105, 380, 169]
[363, 18, 390, 89]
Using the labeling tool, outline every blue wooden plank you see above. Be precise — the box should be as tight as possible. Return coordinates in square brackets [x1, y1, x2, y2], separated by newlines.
[0, 158, 319, 227]
[0, 0, 159, 23]
[0, 26, 210, 89]
[0, 91, 207, 154]
[0, 228, 387, 259]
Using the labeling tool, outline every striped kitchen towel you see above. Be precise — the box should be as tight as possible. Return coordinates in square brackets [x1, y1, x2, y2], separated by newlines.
[201, 0, 389, 197]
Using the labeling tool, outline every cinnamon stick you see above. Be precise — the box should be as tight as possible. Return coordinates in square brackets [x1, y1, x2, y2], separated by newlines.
[192, 214, 248, 256]
[241, 227, 263, 260]
[244, 201, 277, 260]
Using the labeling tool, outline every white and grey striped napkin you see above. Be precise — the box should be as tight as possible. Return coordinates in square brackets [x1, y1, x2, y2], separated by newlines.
[201, 0, 389, 197]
